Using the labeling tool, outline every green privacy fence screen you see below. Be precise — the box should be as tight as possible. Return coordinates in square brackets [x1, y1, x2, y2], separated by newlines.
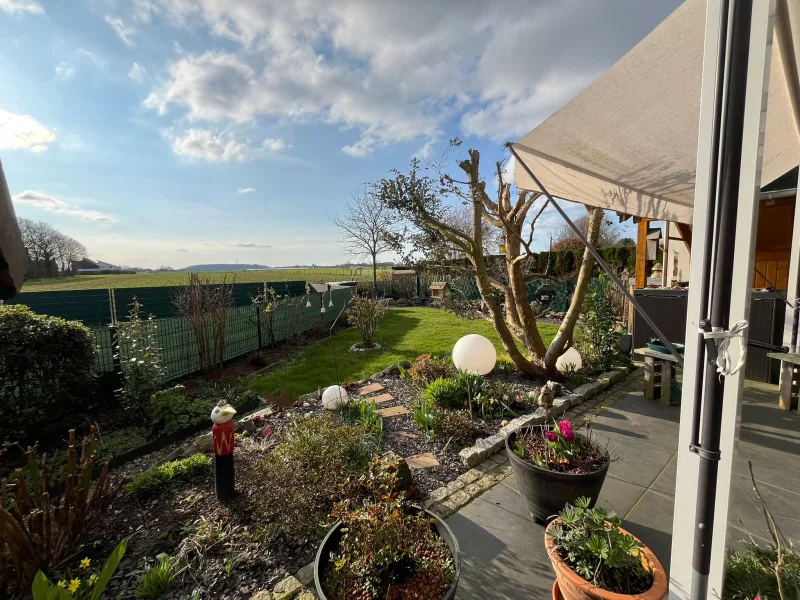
[6, 280, 307, 325]
[95, 287, 355, 383]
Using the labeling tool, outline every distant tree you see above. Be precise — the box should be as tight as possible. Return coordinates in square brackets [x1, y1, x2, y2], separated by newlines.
[551, 211, 622, 251]
[18, 218, 87, 278]
[331, 186, 398, 289]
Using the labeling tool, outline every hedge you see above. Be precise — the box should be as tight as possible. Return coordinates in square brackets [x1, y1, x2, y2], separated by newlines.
[0, 305, 97, 442]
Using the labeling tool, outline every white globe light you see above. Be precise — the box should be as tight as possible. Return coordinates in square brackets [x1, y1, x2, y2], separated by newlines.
[452, 334, 497, 375]
[556, 347, 583, 372]
[322, 385, 349, 410]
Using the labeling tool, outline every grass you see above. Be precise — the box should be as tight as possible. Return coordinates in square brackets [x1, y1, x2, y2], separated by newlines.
[22, 267, 391, 292]
[125, 454, 212, 500]
[245, 307, 558, 400]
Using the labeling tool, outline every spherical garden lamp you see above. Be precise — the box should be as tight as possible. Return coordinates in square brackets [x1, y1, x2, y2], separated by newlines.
[555, 347, 583, 372]
[452, 334, 497, 375]
[322, 385, 349, 410]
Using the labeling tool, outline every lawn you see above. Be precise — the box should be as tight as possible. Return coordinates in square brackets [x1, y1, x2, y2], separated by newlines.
[246, 306, 559, 399]
[22, 267, 391, 292]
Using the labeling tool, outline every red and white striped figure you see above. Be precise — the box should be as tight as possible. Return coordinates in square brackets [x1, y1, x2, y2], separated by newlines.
[211, 400, 237, 501]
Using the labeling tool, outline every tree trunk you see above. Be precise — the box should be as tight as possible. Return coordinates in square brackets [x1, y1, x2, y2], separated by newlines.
[372, 253, 377, 291]
[504, 222, 547, 358]
[544, 207, 604, 375]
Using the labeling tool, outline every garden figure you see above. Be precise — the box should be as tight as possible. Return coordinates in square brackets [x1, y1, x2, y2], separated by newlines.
[211, 400, 237, 502]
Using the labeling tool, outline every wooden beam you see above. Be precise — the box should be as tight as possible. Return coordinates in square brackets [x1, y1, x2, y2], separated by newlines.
[675, 222, 692, 252]
[635, 218, 650, 288]
[662, 222, 670, 287]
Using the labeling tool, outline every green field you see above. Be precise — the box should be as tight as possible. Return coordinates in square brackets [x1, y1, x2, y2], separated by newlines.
[22, 267, 391, 292]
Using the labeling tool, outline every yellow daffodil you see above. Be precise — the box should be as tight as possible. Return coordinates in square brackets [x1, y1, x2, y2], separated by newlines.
[88, 574, 98, 585]
[57, 580, 66, 589]
[69, 579, 80, 593]
[80, 557, 91, 569]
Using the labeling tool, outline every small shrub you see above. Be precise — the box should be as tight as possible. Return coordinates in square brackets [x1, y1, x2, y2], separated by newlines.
[31, 538, 128, 600]
[547, 497, 653, 594]
[125, 454, 212, 500]
[424, 377, 465, 408]
[0, 426, 123, 595]
[116, 298, 166, 419]
[412, 398, 438, 438]
[436, 410, 478, 443]
[323, 458, 455, 599]
[0, 305, 97, 441]
[407, 353, 453, 385]
[244, 415, 375, 543]
[345, 296, 389, 348]
[101, 427, 149, 458]
[150, 386, 214, 435]
[136, 554, 173, 599]
[454, 369, 484, 419]
[355, 399, 383, 442]
[579, 275, 621, 371]
[725, 544, 800, 600]
[493, 356, 517, 374]
[484, 381, 524, 417]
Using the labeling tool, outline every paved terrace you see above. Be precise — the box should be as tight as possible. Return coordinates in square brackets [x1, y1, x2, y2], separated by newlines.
[446, 374, 800, 598]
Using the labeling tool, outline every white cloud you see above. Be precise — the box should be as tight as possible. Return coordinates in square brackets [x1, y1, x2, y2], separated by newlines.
[236, 187, 255, 194]
[12, 190, 116, 223]
[263, 138, 285, 151]
[55, 62, 76, 81]
[77, 48, 105, 68]
[104, 15, 136, 47]
[228, 242, 270, 248]
[0, 0, 43, 15]
[138, 0, 678, 156]
[165, 127, 287, 162]
[128, 62, 147, 84]
[0, 108, 55, 152]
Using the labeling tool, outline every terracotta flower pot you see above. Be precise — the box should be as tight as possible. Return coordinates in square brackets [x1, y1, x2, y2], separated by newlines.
[545, 520, 668, 600]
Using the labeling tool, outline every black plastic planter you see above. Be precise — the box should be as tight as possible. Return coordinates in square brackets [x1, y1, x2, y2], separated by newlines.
[506, 427, 609, 524]
[314, 506, 461, 600]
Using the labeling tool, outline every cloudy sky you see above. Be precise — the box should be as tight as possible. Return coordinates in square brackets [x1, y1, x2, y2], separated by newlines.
[0, 0, 681, 268]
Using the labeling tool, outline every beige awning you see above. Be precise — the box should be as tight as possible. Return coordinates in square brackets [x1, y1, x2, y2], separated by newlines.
[0, 159, 28, 298]
[513, 0, 800, 225]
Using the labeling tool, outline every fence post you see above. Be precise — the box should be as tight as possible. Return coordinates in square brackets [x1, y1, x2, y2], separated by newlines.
[255, 294, 263, 350]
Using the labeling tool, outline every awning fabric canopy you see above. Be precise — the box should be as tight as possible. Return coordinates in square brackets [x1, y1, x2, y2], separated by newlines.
[513, 0, 800, 224]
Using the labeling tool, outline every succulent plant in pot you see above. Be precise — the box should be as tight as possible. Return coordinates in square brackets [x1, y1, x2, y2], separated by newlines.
[315, 456, 460, 600]
[507, 420, 611, 523]
[545, 498, 667, 600]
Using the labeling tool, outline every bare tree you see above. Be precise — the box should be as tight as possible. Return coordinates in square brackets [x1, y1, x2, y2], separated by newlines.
[551, 211, 621, 251]
[331, 186, 397, 289]
[18, 218, 87, 277]
[380, 140, 603, 379]
[54, 232, 87, 274]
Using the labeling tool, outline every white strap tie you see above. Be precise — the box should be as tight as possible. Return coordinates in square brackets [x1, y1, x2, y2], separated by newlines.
[699, 320, 749, 376]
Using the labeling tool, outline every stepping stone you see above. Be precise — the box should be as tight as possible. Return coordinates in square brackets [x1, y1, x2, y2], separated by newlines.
[405, 453, 440, 469]
[359, 383, 385, 396]
[371, 393, 394, 404]
[393, 431, 420, 440]
[377, 405, 410, 418]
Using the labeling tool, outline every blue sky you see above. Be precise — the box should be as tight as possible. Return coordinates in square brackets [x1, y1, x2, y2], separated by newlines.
[0, 0, 680, 269]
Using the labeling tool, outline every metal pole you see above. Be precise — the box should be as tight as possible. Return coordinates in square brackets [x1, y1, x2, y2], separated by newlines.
[692, 0, 753, 596]
[505, 142, 685, 367]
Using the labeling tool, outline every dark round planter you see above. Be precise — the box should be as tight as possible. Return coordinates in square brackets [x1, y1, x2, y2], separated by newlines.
[506, 427, 610, 524]
[617, 333, 633, 355]
[314, 506, 461, 600]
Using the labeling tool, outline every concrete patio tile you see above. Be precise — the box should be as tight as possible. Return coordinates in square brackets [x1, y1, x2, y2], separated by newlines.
[377, 405, 409, 418]
[596, 475, 648, 518]
[594, 431, 674, 489]
[446, 490, 556, 599]
[651, 454, 678, 497]
[622, 490, 674, 576]
[405, 452, 439, 469]
[727, 472, 800, 544]
[359, 383, 385, 395]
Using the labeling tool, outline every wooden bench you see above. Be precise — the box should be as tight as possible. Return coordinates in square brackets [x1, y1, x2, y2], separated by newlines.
[767, 352, 800, 411]
[634, 347, 681, 406]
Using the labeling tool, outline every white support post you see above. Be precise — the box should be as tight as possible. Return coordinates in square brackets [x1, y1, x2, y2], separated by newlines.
[669, 0, 776, 597]
[779, 168, 800, 411]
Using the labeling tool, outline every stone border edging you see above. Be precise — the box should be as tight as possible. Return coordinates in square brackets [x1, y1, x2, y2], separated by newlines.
[457, 367, 629, 468]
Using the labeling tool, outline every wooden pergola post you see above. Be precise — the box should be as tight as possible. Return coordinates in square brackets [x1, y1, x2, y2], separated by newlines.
[635, 218, 651, 288]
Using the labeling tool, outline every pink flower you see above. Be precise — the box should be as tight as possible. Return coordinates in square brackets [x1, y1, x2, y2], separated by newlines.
[545, 431, 558, 442]
[263, 427, 273, 437]
[563, 429, 575, 442]
[558, 420, 574, 437]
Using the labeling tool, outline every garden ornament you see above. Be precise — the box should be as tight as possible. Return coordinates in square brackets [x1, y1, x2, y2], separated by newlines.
[538, 386, 554, 408]
[211, 400, 237, 502]
[452, 333, 497, 375]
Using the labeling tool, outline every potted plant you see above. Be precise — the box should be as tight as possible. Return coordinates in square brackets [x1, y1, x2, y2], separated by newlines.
[506, 420, 610, 523]
[314, 458, 460, 599]
[545, 498, 667, 600]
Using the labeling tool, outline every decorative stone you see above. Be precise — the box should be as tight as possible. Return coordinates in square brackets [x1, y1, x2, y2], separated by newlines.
[459, 446, 486, 467]
[382, 364, 401, 376]
[322, 386, 349, 410]
[370, 393, 394, 404]
[456, 470, 481, 485]
[273, 576, 303, 600]
[251, 592, 273, 600]
[295, 591, 317, 600]
[399, 360, 412, 369]
[405, 452, 440, 469]
[359, 383, 385, 396]
[350, 342, 383, 352]
[486, 435, 504, 454]
[376, 405, 410, 418]
[295, 563, 314, 587]
[442, 489, 470, 510]
[430, 487, 450, 502]
[445, 479, 465, 494]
